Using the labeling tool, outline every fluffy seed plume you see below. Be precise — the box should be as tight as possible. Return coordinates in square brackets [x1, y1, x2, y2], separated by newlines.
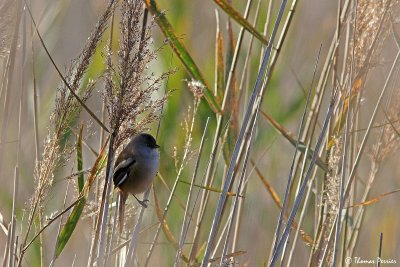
[25, 1, 116, 251]
[105, 0, 169, 149]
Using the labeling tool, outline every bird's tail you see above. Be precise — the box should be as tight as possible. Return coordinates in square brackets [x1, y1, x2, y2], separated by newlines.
[118, 190, 128, 234]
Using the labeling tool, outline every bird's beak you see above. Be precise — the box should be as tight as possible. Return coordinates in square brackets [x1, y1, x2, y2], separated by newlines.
[155, 144, 160, 148]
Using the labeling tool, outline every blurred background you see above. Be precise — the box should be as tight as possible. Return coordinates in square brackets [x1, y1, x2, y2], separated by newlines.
[1, 0, 400, 266]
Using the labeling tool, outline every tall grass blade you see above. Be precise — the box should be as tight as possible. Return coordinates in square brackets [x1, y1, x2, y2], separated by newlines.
[144, 0, 221, 114]
[201, 0, 289, 264]
[55, 137, 109, 258]
[213, 0, 268, 46]
[260, 110, 328, 172]
[215, 11, 225, 100]
[76, 124, 84, 192]
[152, 186, 190, 263]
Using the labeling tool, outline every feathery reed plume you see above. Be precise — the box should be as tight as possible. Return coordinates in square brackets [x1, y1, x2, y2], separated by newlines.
[17, 2, 115, 264]
[336, 0, 396, 134]
[318, 137, 342, 266]
[104, 0, 168, 149]
[92, 2, 169, 264]
[345, 90, 400, 258]
[172, 80, 203, 170]
[352, 0, 393, 75]
[188, 79, 205, 100]
[371, 92, 400, 162]
[33, 0, 115, 219]
[315, 2, 400, 265]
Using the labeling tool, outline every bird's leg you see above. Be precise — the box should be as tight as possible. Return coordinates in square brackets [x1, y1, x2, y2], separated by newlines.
[133, 194, 149, 208]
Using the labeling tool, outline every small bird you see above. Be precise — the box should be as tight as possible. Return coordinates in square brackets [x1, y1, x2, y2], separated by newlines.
[113, 133, 160, 229]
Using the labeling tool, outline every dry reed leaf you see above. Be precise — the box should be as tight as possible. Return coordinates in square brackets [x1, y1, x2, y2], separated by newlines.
[153, 183, 190, 263]
[348, 189, 400, 208]
[251, 160, 314, 245]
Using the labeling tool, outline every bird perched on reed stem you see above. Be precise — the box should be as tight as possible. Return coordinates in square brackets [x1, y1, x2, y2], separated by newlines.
[113, 133, 160, 230]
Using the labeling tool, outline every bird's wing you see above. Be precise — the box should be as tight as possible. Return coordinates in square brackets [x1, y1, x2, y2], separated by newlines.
[113, 157, 135, 187]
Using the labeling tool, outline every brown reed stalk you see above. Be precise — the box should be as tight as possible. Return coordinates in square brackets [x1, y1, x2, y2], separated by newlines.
[16, 2, 116, 265]
[93, 2, 170, 266]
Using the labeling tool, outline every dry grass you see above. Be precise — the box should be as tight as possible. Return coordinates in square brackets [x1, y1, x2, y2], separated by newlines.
[1, 0, 400, 266]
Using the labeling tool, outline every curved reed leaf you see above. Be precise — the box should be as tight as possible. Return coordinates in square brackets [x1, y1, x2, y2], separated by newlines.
[144, 0, 221, 114]
[179, 180, 241, 197]
[327, 75, 363, 150]
[55, 198, 86, 257]
[222, 17, 239, 163]
[55, 137, 109, 258]
[152, 186, 190, 263]
[347, 189, 400, 208]
[251, 160, 314, 245]
[260, 110, 328, 172]
[213, 0, 268, 46]
[76, 124, 84, 193]
[215, 12, 225, 101]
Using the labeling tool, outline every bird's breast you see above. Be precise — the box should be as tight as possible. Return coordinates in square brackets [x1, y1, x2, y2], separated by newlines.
[120, 150, 159, 195]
